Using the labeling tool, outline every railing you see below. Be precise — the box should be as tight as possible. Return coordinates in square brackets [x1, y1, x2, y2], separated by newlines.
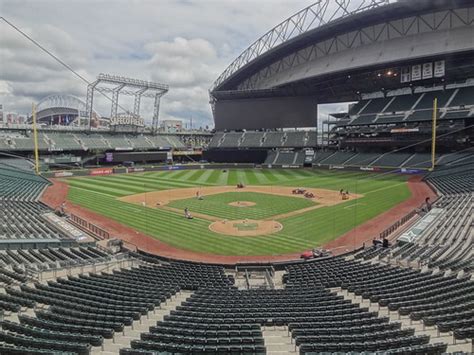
[31, 253, 137, 282]
[265, 268, 275, 290]
[379, 209, 418, 239]
[70, 214, 110, 240]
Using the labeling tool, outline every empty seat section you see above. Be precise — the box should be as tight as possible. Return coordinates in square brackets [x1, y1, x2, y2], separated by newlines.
[371, 152, 413, 167]
[240, 132, 264, 148]
[219, 133, 242, 148]
[320, 151, 356, 165]
[261, 132, 284, 147]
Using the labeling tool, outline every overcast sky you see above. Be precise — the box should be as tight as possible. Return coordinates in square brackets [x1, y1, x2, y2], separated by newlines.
[0, 0, 350, 128]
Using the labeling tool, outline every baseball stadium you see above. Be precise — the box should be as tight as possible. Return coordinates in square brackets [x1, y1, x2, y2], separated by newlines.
[0, 0, 473, 354]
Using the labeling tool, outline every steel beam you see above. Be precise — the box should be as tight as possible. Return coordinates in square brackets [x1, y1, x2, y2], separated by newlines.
[85, 80, 99, 130]
[211, 0, 392, 91]
[110, 83, 126, 119]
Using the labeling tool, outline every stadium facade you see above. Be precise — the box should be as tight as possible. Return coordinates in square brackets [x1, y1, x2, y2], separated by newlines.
[210, 0, 474, 133]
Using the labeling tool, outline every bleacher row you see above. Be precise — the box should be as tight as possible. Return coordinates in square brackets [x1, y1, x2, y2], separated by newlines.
[0, 164, 71, 244]
[313, 150, 474, 169]
[209, 131, 317, 149]
[368, 162, 473, 273]
[0, 246, 111, 275]
[262, 149, 473, 169]
[0, 131, 185, 151]
[340, 85, 474, 126]
[0, 260, 234, 354]
[285, 257, 473, 354]
[0, 247, 471, 354]
[265, 151, 306, 166]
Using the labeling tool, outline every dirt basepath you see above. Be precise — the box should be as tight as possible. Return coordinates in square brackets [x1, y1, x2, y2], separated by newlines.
[41, 176, 435, 264]
[119, 185, 361, 221]
[119, 185, 361, 206]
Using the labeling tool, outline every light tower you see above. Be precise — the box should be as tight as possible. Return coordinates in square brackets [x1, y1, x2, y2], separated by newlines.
[85, 74, 169, 133]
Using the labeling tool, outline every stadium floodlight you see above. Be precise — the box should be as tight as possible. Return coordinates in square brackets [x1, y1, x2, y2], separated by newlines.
[211, 0, 394, 92]
[85, 73, 169, 133]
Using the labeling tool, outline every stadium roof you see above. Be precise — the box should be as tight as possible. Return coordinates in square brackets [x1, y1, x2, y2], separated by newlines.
[212, 0, 474, 97]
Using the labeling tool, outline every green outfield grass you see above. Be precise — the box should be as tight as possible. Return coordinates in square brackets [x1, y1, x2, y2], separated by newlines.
[64, 168, 411, 256]
[168, 191, 316, 220]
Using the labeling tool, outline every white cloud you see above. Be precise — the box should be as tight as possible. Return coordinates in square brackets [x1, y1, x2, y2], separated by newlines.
[2, 0, 357, 127]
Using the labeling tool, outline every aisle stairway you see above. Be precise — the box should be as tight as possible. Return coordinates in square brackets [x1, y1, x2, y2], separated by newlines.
[95, 290, 193, 354]
[263, 326, 295, 354]
[336, 287, 472, 354]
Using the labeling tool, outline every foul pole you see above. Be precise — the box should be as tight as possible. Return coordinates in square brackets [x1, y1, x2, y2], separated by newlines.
[430, 98, 438, 171]
[32, 103, 40, 175]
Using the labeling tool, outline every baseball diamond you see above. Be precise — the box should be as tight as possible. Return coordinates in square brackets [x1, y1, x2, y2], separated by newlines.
[63, 168, 410, 255]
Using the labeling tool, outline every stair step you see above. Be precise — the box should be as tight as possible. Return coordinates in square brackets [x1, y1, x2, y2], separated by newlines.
[98, 290, 194, 353]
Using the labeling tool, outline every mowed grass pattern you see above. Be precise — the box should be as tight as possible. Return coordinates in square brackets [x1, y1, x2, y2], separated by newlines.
[168, 192, 316, 220]
[65, 169, 411, 255]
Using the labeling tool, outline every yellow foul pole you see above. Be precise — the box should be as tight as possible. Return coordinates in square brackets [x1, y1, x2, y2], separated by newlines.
[32, 103, 40, 175]
[430, 98, 438, 171]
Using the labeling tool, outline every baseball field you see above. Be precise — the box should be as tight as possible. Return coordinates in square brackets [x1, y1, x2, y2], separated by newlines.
[64, 168, 411, 256]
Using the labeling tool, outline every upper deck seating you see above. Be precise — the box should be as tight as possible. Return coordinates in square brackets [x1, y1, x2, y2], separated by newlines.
[240, 132, 263, 148]
[450, 86, 474, 107]
[284, 132, 307, 147]
[75, 134, 110, 150]
[105, 136, 132, 149]
[127, 135, 154, 149]
[219, 133, 243, 148]
[261, 132, 285, 148]
[47, 132, 83, 150]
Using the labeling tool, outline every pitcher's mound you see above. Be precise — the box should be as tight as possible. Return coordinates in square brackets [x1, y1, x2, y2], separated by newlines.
[209, 219, 282, 236]
[228, 201, 256, 207]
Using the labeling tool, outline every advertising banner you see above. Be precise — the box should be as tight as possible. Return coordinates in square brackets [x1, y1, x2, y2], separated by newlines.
[422, 62, 433, 79]
[90, 168, 113, 176]
[434, 60, 445, 77]
[126, 167, 145, 173]
[390, 127, 419, 133]
[400, 67, 410, 83]
[399, 168, 423, 174]
[54, 171, 73, 178]
[411, 64, 422, 81]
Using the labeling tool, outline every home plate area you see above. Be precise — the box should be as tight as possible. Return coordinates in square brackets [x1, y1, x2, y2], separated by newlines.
[209, 219, 283, 237]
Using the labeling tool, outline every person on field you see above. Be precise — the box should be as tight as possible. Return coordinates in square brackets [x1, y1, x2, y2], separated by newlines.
[184, 207, 193, 219]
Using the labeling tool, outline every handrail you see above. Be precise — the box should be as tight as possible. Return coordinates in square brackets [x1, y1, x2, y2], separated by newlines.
[379, 209, 418, 240]
[69, 214, 110, 240]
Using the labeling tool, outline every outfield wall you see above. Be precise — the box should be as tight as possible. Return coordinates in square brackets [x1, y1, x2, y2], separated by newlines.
[42, 163, 427, 179]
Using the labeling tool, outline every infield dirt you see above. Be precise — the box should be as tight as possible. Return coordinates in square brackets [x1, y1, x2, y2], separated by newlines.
[119, 185, 360, 210]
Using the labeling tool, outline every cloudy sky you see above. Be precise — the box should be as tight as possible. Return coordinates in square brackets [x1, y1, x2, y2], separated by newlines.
[0, 0, 349, 128]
